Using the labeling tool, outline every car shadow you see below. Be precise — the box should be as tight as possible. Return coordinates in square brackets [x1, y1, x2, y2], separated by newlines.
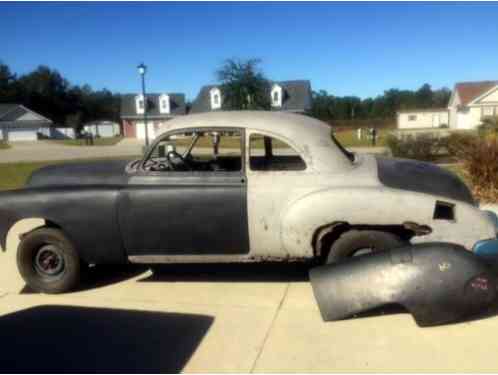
[21, 264, 149, 294]
[0, 305, 213, 373]
[138, 262, 311, 283]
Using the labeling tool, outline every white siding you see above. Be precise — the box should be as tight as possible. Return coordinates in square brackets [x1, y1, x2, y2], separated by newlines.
[135, 121, 156, 140]
[7, 128, 39, 141]
[397, 110, 449, 129]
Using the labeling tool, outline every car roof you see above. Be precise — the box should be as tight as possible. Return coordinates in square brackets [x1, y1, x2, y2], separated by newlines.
[156, 111, 354, 172]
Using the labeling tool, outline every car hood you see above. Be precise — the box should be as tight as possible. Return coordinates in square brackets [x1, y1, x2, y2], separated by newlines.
[27, 159, 132, 188]
[376, 157, 475, 205]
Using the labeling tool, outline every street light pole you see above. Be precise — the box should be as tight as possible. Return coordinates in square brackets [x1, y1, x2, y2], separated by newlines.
[137, 63, 149, 147]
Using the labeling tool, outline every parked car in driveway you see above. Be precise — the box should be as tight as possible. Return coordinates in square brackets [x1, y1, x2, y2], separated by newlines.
[0, 111, 497, 293]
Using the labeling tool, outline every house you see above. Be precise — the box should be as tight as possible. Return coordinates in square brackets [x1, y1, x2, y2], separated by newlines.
[448, 81, 498, 129]
[0, 104, 52, 141]
[120, 93, 186, 140]
[397, 108, 449, 129]
[396, 80, 498, 130]
[190, 80, 312, 113]
[83, 120, 121, 138]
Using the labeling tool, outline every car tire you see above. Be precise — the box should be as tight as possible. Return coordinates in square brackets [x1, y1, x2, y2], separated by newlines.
[17, 227, 80, 294]
[326, 230, 405, 264]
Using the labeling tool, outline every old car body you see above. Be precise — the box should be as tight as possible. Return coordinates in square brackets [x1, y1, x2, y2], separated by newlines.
[1, 111, 498, 290]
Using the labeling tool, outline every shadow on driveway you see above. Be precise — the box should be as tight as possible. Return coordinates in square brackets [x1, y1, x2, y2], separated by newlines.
[0, 305, 213, 373]
[139, 262, 311, 283]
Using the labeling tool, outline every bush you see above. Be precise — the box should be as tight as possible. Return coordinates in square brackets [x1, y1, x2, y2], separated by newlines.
[441, 132, 476, 158]
[457, 137, 498, 203]
[385, 133, 444, 161]
[0, 140, 10, 150]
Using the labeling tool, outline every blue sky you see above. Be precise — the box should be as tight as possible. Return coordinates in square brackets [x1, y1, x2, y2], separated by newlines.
[2, 2, 498, 100]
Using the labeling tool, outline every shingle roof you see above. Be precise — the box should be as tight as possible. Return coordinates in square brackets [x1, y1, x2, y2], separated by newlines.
[0, 104, 52, 124]
[190, 85, 220, 114]
[120, 93, 187, 118]
[190, 80, 312, 114]
[272, 80, 312, 112]
[455, 81, 498, 106]
[0, 104, 19, 120]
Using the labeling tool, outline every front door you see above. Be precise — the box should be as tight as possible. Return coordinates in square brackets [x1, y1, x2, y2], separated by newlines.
[119, 128, 249, 256]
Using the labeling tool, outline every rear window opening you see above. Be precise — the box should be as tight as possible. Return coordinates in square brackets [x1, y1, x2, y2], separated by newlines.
[433, 201, 455, 221]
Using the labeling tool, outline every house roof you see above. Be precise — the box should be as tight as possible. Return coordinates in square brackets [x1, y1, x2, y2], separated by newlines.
[272, 80, 312, 112]
[0, 104, 52, 124]
[120, 93, 186, 118]
[454, 81, 498, 106]
[190, 80, 312, 114]
[0, 104, 21, 120]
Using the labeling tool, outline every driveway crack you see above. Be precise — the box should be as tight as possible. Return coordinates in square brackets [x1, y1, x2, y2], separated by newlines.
[250, 283, 290, 373]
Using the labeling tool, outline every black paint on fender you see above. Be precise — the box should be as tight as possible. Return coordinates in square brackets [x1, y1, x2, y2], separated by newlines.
[310, 243, 497, 326]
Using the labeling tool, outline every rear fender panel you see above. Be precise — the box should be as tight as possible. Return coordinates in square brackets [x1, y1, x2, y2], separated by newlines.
[310, 243, 497, 326]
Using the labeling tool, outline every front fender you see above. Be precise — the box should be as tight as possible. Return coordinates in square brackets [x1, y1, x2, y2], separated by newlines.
[0, 187, 125, 264]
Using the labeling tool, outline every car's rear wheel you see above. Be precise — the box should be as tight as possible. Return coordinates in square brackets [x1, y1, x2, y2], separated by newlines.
[326, 230, 406, 264]
[17, 227, 80, 294]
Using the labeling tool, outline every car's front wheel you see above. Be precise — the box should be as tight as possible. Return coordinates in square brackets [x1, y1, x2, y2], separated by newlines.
[17, 227, 80, 294]
[326, 229, 406, 264]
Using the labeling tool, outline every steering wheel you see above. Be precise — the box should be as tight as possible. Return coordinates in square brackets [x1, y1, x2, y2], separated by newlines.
[167, 150, 192, 171]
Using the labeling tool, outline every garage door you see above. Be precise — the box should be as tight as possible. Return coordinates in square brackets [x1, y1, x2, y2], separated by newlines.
[135, 122, 156, 141]
[8, 128, 39, 142]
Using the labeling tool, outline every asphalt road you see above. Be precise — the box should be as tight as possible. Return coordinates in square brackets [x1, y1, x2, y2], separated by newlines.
[1, 220, 498, 372]
[0, 140, 390, 163]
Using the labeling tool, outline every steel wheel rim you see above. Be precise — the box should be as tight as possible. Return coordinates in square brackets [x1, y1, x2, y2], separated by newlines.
[34, 244, 65, 277]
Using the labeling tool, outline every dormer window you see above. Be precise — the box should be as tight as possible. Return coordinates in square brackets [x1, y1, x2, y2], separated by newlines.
[159, 94, 170, 114]
[135, 94, 145, 114]
[271, 84, 282, 107]
[210, 87, 222, 110]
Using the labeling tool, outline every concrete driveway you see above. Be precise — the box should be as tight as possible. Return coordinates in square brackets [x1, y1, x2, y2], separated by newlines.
[1, 221, 498, 372]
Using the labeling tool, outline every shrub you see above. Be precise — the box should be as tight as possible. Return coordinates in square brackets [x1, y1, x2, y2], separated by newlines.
[442, 132, 477, 159]
[0, 140, 10, 150]
[385, 133, 444, 161]
[458, 137, 498, 203]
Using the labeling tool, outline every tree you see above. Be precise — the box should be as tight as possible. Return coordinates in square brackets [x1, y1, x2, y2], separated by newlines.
[216, 58, 270, 110]
[0, 61, 18, 101]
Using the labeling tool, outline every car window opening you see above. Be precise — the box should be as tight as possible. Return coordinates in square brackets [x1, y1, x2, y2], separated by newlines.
[144, 130, 242, 173]
[249, 134, 306, 171]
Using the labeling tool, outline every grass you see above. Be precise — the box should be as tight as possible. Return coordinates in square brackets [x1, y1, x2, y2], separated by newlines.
[333, 129, 391, 148]
[43, 136, 124, 147]
[0, 156, 137, 191]
[0, 140, 11, 150]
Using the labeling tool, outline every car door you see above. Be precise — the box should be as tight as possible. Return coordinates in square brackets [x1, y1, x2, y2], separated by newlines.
[245, 130, 315, 259]
[119, 127, 249, 256]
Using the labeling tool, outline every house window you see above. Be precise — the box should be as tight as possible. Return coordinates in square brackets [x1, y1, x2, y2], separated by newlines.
[271, 84, 282, 107]
[408, 115, 417, 121]
[249, 133, 306, 171]
[159, 94, 170, 114]
[482, 106, 494, 118]
[209, 87, 222, 110]
[135, 95, 145, 114]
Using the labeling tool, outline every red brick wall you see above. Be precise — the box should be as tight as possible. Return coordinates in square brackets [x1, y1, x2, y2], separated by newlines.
[123, 119, 136, 138]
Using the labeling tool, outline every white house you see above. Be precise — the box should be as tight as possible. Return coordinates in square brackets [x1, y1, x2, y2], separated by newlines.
[448, 80, 498, 130]
[0, 104, 52, 141]
[397, 108, 449, 129]
[397, 80, 498, 130]
[120, 93, 186, 140]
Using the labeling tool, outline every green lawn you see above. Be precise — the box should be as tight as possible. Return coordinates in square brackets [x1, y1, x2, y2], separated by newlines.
[333, 129, 391, 148]
[43, 136, 124, 147]
[0, 156, 137, 191]
[0, 141, 11, 150]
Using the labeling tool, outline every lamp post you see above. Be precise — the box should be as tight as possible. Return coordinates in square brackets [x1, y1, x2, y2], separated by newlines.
[137, 63, 149, 147]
